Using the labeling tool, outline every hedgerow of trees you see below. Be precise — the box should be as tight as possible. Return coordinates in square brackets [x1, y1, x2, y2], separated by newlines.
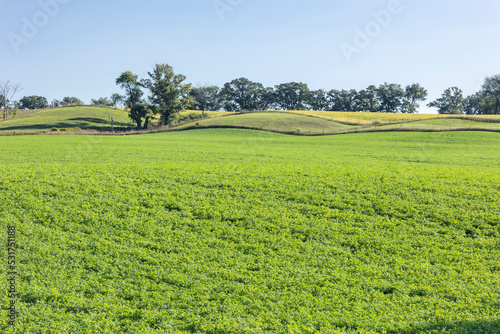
[4, 71, 500, 122]
[49, 97, 83, 107]
[189, 79, 429, 113]
[187, 74, 499, 115]
[427, 75, 500, 115]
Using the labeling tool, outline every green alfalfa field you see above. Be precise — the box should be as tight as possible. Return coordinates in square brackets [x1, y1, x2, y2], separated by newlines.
[0, 127, 499, 332]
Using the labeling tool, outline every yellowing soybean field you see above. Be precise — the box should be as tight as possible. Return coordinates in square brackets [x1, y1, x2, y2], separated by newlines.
[1, 129, 499, 333]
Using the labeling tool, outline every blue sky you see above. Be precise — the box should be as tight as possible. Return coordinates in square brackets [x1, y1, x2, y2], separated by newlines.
[1, 0, 499, 113]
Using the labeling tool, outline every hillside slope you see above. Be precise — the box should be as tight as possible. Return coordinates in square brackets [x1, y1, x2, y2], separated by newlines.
[2, 107, 500, 135]
[176, 112, 359, 134]
[0, 106, 132, 132]
[176, 111, 500, 134]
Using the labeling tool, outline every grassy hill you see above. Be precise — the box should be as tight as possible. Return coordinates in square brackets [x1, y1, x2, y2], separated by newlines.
[1, 106, 500, 135]
[379, 118, 500, 130]
[286, 110, 500, 125]
[0, 106, 132, 133]
[177, 111, 500, 135]
[176, 112, 355, 133]
[0, 129, 499, 332]
[286, 109, 441, 124]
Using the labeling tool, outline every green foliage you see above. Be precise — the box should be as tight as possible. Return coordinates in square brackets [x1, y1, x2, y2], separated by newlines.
[354, 85, 379, 113]
[376, 83, 405, 113]
[428, 87, 465, 115]
[141, 64, 194, 126]
[273, 82, 310, 110]
[220, 78, 267, 111]
[171, 112, 208, 125]
[61, 96, 83, 106]
[403, 83, 428, 113]
[0, 130, 499, 333]
[110, 93, 124, 107]
[464, 93, 482, 115]
[50, 99, 62, 108]
[215, 80, 429, 113]
[116, 71, 148, 129]
[327, 89, 357, 112]
[479, 74, 500, 115]
[90, 97, 112, 107]
[131, 102, 154, 130]
[307, 89, 329, 111]
[190, 85, 222, 112]
[18, 95, 48, 110]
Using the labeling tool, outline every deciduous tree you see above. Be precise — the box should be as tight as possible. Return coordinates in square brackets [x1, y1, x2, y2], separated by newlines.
[403, 83, 428, 113]
[90, 97, 112, 106]
[327, 89, 358, 111]
[427, 87, 464, 114]
[141, 64, 194, 125]
[308, 89, 329, 111]
[116, 71, 149, 129]
[0, 81, 22, 119]
[273, 82, 310, 110]
[376, 83, 405, 113]
[190, 85, 221, 115]
[110, 93, 124, 107]
[18, 95, 48, 110]
[50, 99, 62, 108]
[220, 78, 265, 111]
[61, 97, 83, 106]
[464, 93, 482, 115]
[480, 74, 500, 114]
[355, 86, 379, 112]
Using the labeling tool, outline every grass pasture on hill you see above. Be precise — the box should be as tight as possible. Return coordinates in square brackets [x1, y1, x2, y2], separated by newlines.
[1, 106, 500, 136]
[287, 110, 500, 125]
[286, 110, 442, 125]
[177, 111, 500, 135]
[380, 118, 500, 131]
[176, 112, 355, 133]
[0, 106, 132, 133]
[179, 110, 236, 118]
[0, 129, 499, 333]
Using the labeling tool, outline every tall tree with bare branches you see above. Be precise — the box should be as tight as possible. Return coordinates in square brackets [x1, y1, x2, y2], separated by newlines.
[0, 81, 22, 120]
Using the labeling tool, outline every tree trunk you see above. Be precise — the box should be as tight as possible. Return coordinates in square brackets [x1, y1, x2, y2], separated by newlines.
[136, 119, 142, 130]
[143, 116, 150, 130]
[2, 98, 6, 119]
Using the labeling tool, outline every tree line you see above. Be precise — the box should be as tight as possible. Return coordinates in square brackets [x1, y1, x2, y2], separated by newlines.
[428, 75, 500, 115]
[1, 70, 499, 123]
[190, 75, 500, 115]
[190, 80, 429, 114]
